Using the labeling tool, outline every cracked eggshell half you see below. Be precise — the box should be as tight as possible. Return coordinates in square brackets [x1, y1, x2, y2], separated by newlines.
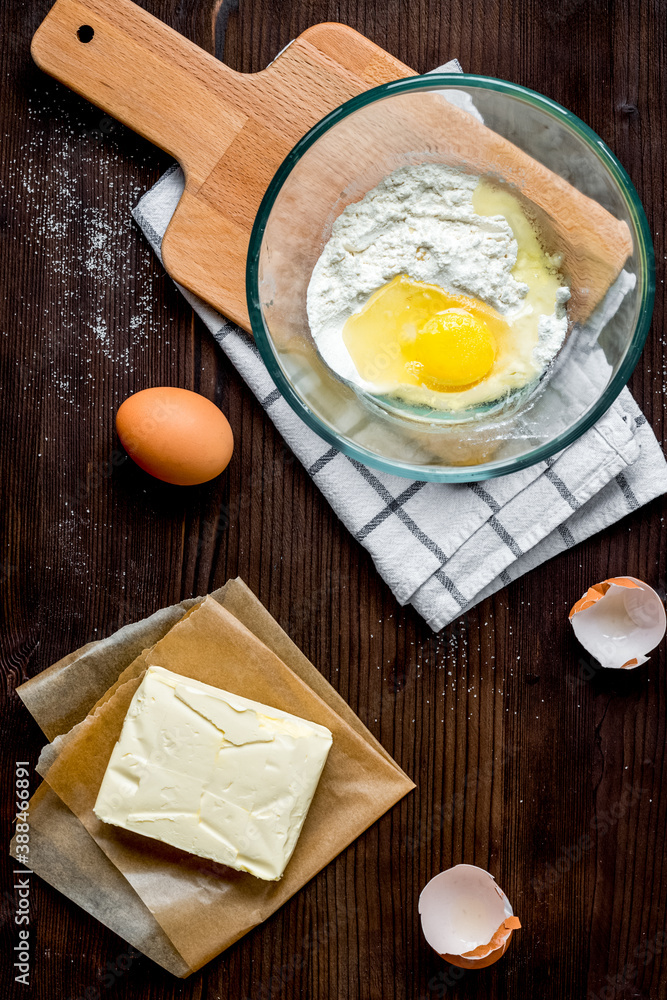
[569, 576, 666, 670]
[419, 864, 520, 970]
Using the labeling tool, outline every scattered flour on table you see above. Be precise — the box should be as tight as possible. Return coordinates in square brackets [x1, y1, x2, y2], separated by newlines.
[6, 87, 174, 587]
[8, 92, 167, 410]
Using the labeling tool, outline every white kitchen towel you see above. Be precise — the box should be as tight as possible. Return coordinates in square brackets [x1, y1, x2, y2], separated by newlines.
[132, 61, 667, 631]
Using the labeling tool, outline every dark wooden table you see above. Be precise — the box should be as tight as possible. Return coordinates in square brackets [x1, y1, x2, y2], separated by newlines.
[2, 1, 666, 997]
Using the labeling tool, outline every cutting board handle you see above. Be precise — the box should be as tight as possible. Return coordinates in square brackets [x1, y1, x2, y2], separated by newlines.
[31, 0, 242, 183]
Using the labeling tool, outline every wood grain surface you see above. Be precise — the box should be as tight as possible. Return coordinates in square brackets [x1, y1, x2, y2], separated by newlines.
[1, 1, 666, 998]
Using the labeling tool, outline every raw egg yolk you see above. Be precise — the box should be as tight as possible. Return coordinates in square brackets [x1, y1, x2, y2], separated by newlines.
[342, 274, 506, 393]
[411, 310, 496, 390]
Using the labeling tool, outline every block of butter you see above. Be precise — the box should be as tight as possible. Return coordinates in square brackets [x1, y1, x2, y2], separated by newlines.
[93, 665, 333, 881]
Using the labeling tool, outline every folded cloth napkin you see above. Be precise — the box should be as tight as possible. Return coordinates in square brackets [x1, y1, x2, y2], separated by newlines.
[132, 61, 667, 632]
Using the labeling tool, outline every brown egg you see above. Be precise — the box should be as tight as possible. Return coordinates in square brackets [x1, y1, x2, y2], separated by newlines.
[116, 387, 234, 486]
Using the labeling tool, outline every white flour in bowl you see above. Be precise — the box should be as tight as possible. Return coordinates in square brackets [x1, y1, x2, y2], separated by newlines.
[306, 163, 570, 412]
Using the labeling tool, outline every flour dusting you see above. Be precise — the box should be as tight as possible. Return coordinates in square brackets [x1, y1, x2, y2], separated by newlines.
[10, 92, 167, 406]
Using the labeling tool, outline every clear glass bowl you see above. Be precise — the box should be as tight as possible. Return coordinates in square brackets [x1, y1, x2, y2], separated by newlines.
[247, 75, 654, 482]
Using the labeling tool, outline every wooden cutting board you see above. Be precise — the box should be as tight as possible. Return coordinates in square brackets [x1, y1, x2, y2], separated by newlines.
[31, 0, 413, 330]
[32, 0, 631, 332]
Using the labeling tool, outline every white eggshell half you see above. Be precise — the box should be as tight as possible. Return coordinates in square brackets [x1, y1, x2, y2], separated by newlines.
[570, 577, 666, 670]
[418, 864, 513, 958]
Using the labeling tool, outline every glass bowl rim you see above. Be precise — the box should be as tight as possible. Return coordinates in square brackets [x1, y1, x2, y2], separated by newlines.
[246, 72, 655, 483]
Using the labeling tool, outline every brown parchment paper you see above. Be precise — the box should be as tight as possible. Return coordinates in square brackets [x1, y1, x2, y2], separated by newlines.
[18, 579, 399, 767]
[17, 595, 205, 740]
[15, 580, 414, 975]
[11, 784, 189, 977]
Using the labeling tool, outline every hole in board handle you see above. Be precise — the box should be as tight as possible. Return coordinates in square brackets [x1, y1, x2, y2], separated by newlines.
[77, 24, 95, 42]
